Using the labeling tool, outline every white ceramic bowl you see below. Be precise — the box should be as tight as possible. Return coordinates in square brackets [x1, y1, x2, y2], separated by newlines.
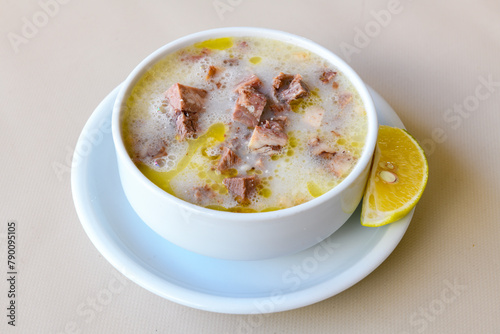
[112, 27, 378, 261]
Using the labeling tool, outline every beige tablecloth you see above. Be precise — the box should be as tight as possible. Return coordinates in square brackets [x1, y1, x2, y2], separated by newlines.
[1, 0, 499, 333]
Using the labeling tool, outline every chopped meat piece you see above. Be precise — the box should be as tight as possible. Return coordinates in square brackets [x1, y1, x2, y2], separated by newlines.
[175, 110, 198, 141]
[248, 120, 288, 155]
[217, 147, 240, 172]
[206, 66, 218, 80]
[223, 175, 259, 202]
[223, 58, 239, 66]
[332, 81, 339, 89]
[272, 72, 294, 98]
[327, 151, 355, 177]
[308, 137, 336, 157]
[193, 185, 216, 203]
[232, 87, 266, 127]
[303, 106, 324, 128]
[268, 102, 289, 113]
[232, 74, 266, 127]
[234, 74, 262, 93]
[282, 74, 309, 102]
[308, 138, 355, 177]
[320, 70, 337, 83]
[165, 83, 208, 114]
[269, 115, 288, 128]
[272, 72, 309, 103]
[338, 92, 353, 109]
[165, 83, 207, 140]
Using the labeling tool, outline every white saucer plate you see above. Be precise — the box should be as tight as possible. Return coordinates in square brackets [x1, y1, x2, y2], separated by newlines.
[72, 84, 413, 314]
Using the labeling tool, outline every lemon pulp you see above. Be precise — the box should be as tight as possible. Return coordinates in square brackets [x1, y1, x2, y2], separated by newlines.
[361, 125, 428, 227]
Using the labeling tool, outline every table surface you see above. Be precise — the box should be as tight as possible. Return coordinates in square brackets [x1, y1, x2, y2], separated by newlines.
[1, 0, 499, 333]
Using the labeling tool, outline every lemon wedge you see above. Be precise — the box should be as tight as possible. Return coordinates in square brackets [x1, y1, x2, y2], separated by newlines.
[361, 125, 428, 227]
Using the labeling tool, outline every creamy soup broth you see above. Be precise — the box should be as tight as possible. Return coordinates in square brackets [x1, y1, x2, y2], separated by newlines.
[122, 37, 368, 212]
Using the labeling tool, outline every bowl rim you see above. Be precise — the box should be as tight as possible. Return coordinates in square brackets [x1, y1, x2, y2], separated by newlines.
[112, 27, 378, 221]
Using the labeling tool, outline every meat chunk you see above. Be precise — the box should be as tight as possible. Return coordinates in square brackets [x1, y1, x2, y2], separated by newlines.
[327, 151, 355, 178]
[217, 147, 240, 172]
[165, 83, 207, 114]
[269, 115, 288, 128]
[308, 137, 335, 157]
[175, 111, 198, 141]
[308, 138, 355, 177]
[282, 74, 309, 102]
[234, 74, 262, 93]
[233, 87, 267, 127]
[338, 92, 353, 109]
[303, 106, 324, 128]
[232, 75, 266, 127]
[223, 175, 258, 202]
[248, 120, 288, 155]
[272, 72, 293, 99]
[206, 66, 218, 81]
[320, 70, 337, 83]
[272, 72, 309, 103]
[165, 83, 207, 140]
[193, 185, 216, 204]
[269, 102, 288, 113]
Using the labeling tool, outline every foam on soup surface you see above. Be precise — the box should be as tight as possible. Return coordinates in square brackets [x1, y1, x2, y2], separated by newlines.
[122, 37, 368, 212]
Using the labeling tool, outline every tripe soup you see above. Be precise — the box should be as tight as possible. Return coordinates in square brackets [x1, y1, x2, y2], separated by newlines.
[122, 36, 368, 212]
